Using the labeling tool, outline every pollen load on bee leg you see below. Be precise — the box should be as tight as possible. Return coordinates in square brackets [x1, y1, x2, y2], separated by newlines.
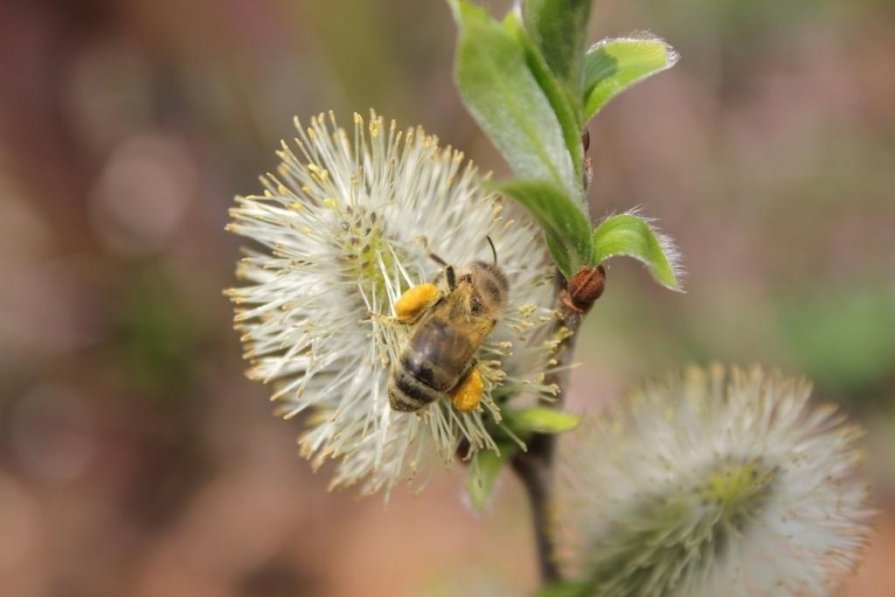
[394, 283, 439, 323]
[450, 368, 484, 413]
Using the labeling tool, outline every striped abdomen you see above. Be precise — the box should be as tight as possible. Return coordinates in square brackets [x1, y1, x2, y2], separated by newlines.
[388, 317, 479, 412]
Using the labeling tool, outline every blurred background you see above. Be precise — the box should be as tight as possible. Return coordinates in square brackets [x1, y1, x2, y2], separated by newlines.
[0, 0, 892, 595]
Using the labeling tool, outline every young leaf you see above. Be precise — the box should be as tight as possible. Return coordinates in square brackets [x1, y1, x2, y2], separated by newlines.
[450, 0, 577, 196]
[464, 449, 506, 513]
[592, 213, 683, 291]
[582, 35, 679, 121]
[506, 13, 585, 203]
[509, 407, 582, 434]
[493, 179, 593, 278]
[523, 0, 592, 93]
[545, 231, 572, 280]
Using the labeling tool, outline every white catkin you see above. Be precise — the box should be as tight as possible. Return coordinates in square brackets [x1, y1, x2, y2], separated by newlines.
[552, 364, 873, 597]
[227, 111, 560, 496]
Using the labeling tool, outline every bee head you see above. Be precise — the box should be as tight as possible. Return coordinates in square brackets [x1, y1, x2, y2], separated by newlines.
[468, 261, 508, 314]
[472, 234, 505, 293]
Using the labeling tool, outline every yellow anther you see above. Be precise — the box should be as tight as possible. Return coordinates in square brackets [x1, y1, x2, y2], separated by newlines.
[307, 164, 329, 182]
[451, 368, 484, 413]
[394, 283, 439, 323]
[323, 197, 338, 209]
[517, 303, 536, 316]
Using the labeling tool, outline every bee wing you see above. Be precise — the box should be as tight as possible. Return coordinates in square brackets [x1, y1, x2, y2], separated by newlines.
[402, 298, 490, 389]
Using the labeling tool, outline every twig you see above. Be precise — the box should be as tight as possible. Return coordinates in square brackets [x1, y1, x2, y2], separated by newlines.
[511, 268, 592, 584]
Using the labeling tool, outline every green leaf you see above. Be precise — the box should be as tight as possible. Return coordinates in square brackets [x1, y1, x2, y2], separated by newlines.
[493, 179, 593, 278]
[506, 13, 585, 204]
[536, 581, 594, 597]
[449, 0, 579, 201]
[509, 407, 582, 434]
[582, 35, 679, 121]
[545, 231, 572, 279]
[592, 213, 683, 291]
[464, 449, 505, 513]
[523, 0, 592, 92]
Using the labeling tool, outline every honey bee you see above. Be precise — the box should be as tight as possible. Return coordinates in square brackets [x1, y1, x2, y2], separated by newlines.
[388, 244, 508, 413]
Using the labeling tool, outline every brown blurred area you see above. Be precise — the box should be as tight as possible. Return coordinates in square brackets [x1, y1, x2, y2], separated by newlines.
[0, 0, 892, 595]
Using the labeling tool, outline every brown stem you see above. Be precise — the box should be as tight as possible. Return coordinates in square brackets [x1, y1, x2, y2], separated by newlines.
[512, 128, 600, 586]
[511, 433, 561, 583]
[511, 268, 591, 585]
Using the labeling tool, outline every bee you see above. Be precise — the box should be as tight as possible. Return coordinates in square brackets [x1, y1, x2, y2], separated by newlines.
[388, 242, 508, 413]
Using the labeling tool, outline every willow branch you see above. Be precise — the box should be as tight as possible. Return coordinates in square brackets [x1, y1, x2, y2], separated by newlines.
[511, 268, 593, 584]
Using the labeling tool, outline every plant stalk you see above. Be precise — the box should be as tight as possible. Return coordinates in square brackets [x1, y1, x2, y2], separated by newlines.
[511, 268, 589, 585]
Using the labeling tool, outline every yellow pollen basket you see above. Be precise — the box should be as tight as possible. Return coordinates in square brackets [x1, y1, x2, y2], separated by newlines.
[451, 369, 484, 412]
[394, 283, 439, 323]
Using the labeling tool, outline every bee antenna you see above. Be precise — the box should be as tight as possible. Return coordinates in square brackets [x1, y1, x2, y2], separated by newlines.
[486, 236, 498, 265]
[428, 252, 448, 267]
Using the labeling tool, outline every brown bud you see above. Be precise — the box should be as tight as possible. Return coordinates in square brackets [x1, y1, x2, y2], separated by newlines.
[560, 265, 606, 314]
[582, 128, 591, 152]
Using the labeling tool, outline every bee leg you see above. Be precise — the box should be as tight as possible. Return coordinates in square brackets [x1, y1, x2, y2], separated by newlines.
[445, 265, 456, 291]
[367, 311, 402, 326]
[393, 282, 439, 323]
[450, 367, 484, 413]
[432, 264, 457, 294]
